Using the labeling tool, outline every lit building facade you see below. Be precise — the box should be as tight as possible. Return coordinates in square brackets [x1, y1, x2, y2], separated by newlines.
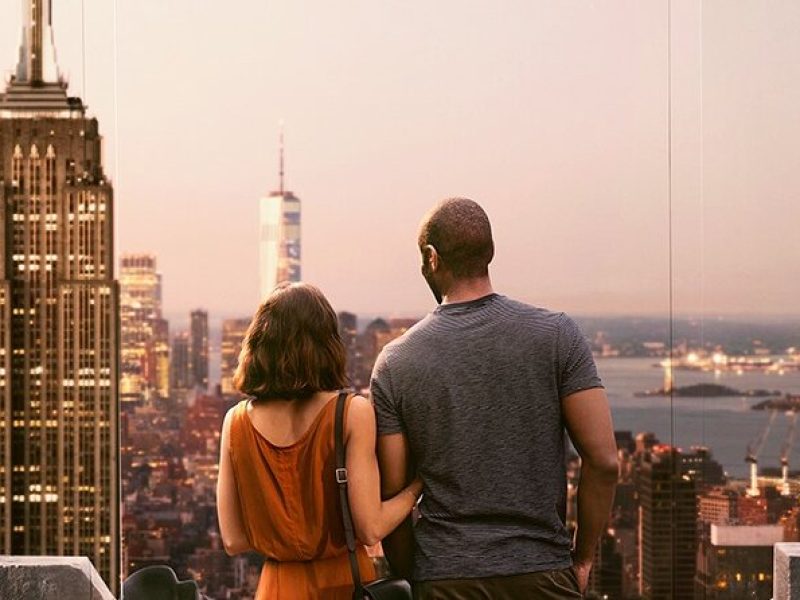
[151, 317, 170, 398]
[120, 254, 168, 398]
[258, 132, 301, 300]
[695, 524, 780, 599]
[0, 0, 119, 590]
[220, 318, 249, 396]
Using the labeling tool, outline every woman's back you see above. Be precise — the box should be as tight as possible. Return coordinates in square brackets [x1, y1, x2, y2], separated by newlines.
[228, 393, 375, 598]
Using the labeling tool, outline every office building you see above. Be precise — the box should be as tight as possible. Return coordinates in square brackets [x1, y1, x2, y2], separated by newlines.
[258, 129, 300, 299]
[337, 311, 359, 389]
[695, 524, 780, 598]
[0, 0, 119, 589]
[171, 332, 191, 392]
[120, 254, 165, 398]
[220, 318, 250, 396]
[635, 446, 697, 599]
[189, 310, 209, 390]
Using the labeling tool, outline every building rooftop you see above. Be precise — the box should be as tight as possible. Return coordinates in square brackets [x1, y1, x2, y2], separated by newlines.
[710, 523, 785, 547]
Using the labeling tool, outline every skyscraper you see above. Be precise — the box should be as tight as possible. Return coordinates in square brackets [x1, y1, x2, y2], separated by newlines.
[695, 524, 781, 599]
[170, 331, 192, 392]
[189, 309, 209, 391]
[151, 317, 170, 398]
[120, 254, 167, 399]
[635, 446, 697, 599]
[337, 311, 359, 389]
[0, 0, 119, 591]
[259, 128, 301, 300]
[220, 318, 250, 396]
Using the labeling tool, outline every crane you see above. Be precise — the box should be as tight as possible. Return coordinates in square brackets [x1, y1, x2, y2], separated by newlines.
[745, 410, 778, 497]
[781, 411, 798, 496]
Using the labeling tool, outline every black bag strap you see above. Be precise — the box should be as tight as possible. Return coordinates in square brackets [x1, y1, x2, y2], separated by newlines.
[335, 390, 366, 599]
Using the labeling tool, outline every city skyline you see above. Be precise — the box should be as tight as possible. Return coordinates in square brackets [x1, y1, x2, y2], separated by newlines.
[0, 2, 798, 597]
[1, 2, 798, 318]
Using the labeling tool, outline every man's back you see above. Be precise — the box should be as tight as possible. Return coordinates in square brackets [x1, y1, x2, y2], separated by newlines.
[371, 293, 602, 580]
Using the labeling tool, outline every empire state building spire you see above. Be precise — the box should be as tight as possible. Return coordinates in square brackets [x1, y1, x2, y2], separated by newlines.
[15, 0, 61, 83]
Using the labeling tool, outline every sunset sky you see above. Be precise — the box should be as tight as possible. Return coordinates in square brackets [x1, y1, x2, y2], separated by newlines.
[1, 1, 798, 322]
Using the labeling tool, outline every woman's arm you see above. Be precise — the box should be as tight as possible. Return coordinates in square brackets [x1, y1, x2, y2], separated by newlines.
[216, 407, 253, 556]
[345, 395, 422, 546]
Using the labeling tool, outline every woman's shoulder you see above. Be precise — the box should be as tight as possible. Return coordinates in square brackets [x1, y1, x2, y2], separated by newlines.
[223, 399, 250, 442]
[227, 397, 250, 419]
[347, 393, 373, 416]
[345, 393, 375, 438]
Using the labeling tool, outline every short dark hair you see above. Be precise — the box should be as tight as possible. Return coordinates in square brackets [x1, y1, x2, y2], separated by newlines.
[418, 198, 494, 278]
[233, 282, 348, 400]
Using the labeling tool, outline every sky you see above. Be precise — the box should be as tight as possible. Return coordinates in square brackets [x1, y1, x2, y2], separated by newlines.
[1, 1, 798, 324]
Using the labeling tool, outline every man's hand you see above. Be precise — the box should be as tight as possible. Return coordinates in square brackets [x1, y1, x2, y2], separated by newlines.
[571, 559, 592, 594]
[562, 387, 617, 590]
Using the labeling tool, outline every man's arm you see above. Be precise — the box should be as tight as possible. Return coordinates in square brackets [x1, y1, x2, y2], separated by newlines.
[376, 432, 416, 578]
[562, 387, 618, 590]
[345, 397, 421, 546]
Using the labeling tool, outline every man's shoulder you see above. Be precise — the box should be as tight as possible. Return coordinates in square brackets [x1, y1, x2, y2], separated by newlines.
[381, 313, 436, 357]
[495, 296, 567, 331]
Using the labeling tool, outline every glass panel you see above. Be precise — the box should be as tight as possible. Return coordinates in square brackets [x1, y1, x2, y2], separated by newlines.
[680, 3, 800, 599]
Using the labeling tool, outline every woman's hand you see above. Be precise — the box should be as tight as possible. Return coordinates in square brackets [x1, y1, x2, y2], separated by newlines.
[346, 396, 424, 546]
[407, 476, 423, 501]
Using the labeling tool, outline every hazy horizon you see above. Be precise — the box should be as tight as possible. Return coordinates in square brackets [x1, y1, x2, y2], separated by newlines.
[165, 308, 800, 335]
[2, 1, 798, 320]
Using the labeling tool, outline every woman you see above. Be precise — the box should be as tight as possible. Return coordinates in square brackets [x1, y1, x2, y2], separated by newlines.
[216, 282, 422, 599]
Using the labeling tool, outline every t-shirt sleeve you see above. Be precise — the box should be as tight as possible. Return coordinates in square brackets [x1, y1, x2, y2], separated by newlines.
[556, 313, 604, 398]
[370, 350, 404, 436]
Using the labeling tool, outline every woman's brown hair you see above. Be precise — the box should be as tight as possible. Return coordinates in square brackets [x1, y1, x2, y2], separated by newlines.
[233, 282, 348, 400]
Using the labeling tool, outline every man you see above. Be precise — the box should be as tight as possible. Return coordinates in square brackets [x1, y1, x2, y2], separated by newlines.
[371, 198, 618, 598]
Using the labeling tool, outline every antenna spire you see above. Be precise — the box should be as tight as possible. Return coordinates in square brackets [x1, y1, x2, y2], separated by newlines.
[279, 120, 285, 195]
[16, 0, 61, 83]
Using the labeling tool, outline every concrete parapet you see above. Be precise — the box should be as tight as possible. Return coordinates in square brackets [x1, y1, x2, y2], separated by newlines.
[0, 556, 115, 600]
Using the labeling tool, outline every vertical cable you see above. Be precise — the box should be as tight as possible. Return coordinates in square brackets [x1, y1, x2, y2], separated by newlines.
[112, 0, 123, 588]
[698, 12, 708, 598]
[113, 0, 120, 189]
[666, 1, 677, 597]
[81, 0, 86, 100]
[80, 0, 88, 178]
[699, 0, 707, 476]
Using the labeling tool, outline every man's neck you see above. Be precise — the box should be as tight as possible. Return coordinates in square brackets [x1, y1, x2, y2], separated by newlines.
[441, 277, 495, 305]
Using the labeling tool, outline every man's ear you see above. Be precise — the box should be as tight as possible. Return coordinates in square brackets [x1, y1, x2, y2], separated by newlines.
[422, 244, 439, 271]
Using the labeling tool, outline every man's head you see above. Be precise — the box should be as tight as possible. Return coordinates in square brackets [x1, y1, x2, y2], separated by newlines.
[417, 198, 494, 303]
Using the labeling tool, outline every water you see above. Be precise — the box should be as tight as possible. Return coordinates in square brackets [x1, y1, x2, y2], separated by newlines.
[599, 357, 800, 479]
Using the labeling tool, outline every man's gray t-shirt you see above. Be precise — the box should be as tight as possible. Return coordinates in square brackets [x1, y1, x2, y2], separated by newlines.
[370, 294, 603, 581]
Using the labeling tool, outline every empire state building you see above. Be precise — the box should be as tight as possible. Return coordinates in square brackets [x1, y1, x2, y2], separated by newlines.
[0, 0, 120, 591]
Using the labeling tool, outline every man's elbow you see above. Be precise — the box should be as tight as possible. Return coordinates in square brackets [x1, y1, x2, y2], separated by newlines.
[584, 453, 619, 482]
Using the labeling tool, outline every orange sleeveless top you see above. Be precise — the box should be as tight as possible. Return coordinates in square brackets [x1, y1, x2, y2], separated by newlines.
[229, 394, 376, 600]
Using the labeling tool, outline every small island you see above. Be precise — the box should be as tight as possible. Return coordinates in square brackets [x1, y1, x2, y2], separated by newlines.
[635, 383, 781, 399]
[751, 394, 800, 411]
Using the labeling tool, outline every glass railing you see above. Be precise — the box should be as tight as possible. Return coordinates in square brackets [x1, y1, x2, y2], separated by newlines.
[0, 1, 797, 599]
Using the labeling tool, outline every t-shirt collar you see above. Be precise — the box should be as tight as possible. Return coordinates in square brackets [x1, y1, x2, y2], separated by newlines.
[434, 293, 500, 315]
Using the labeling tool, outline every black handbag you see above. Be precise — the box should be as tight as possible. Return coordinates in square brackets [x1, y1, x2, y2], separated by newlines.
[334, 391, 413, 600]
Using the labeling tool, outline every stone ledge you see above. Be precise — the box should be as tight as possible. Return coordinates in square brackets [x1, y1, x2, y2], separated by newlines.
[775, 543, 800, 600]
[0, 556, 115, 600]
